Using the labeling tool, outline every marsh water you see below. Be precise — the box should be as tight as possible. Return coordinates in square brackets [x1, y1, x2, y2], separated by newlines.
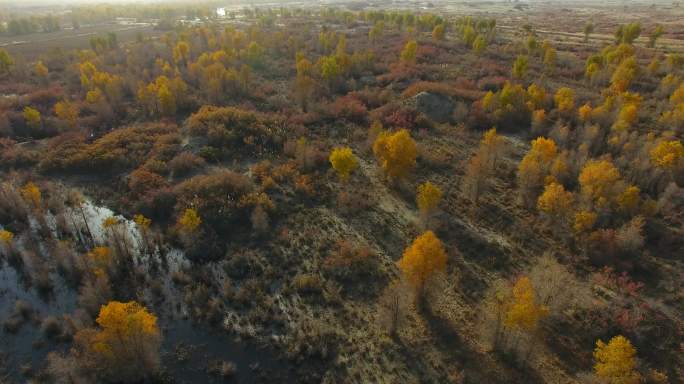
[0, 202, 295, 383]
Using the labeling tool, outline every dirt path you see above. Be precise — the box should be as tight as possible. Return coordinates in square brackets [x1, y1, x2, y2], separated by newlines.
[0, 25, 153, 48]
[357, 157, 420, 230]
[498, 25, 684, 52]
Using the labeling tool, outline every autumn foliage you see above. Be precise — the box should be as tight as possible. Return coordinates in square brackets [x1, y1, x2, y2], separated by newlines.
[373, 129, 417, 180]
[178, 208, 202, 234]
[397, 231, 447, 295]
[594, 335, 640, 384]
[504, 276, 549, 332]
[517, 137, 558, 206]
[416, 181, 442, 216]
[329, 146, 359, 181]
[74, 301, 161, 381]
[579, 159, 622, 208]
[537, 182, 574, 226]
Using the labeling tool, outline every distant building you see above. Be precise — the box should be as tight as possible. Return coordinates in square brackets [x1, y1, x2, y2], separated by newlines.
[115, 17, 138, 25]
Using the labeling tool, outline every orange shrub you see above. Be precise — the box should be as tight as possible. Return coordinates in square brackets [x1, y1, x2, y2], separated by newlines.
[331, 95, 368, 123]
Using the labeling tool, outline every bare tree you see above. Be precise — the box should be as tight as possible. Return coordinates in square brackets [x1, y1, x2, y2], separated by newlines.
[378, 278, 413, 336]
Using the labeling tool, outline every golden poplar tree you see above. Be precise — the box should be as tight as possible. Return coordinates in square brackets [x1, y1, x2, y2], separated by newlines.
[517, 137, 558, 205]
[543, 47, 557, 71]
[616, 185, 641, 214]
[373, 129, 418, 180]
[87, 246, 112, 276]
[76, 301, 161, 381]
[0, 229, 13, 245]
[329, 147, 359, 181]
[611, 57, 638, 94]
[512, 55, 528, 79]
[537, 182, 574, 224]
[21, 182, 42, 210]
[397, 231, 447, 295]
[400, 40, 417, 64]
[480, 127, 506, 170]
[594, 335, 641, 384]
[578, 159, 622, 207]
[578, 103, 593, 123]
[504, 276, 549, 332]
[0, 229, 14, 257]
[134, 214, 151, 230]
[34, 60, 49, 78]
[574, 210, 598, 235]
[178, 208, 201, 234]
[416, 182, 443, 216]
[134, 214, 152, 252]
[173, 41, 190, 65]
[554, 87, 575, 114]
[0, 48, 13, 75]
[157, 84, 176, 117]
[54, 100, 79, 127]
[23, 106, 41, 128]
[472, 35, 486, 55]
[432, 24, 445, 41]
[650, 139, 684, 169]
[295, 56, 314, 111]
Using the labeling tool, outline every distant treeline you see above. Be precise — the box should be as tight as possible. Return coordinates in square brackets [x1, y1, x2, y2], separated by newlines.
[0, 3, 223, 36]
[0, 15, 61, 36]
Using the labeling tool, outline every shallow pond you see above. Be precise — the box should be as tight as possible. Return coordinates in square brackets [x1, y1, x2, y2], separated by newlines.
[0, 262, 75, 380]
[0, 201, 297, 383]
[161, 319, 296, 383]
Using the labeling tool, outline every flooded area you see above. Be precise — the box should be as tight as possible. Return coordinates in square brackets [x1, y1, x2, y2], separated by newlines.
[0, 200, 295, 383]
[161, 319, 295, 383]
[0, 263, 75, 380]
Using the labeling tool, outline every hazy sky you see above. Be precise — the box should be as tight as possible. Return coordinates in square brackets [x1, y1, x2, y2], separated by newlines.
[0, 0, 205, 5]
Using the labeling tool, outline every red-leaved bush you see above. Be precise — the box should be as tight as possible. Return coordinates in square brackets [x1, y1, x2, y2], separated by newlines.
[331, 95, 368, 123]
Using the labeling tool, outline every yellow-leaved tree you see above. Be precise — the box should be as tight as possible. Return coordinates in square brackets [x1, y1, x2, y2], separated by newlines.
[416, 182, 442, 217]
[173, 41, 190, 65]
[462, 128, 507, 203]
[295, 56, 314, 111]
[400, 40, 417, 65]
[554, 87, 575, 114]
[616, 185, 641, 215]
[578, 159, 622, 208]
[650, 139, 683, 169]
[537, 182, 574, 227]
[517, 137, 558, 206]
[574, 210, 598, 235]
[0, 229, 13, 245]
[23, 106, 42, 128]
[512, 55, 528, 79]
[54, 100, 79, 128]
[594, 335, 641, 384]
[329, 147, 359, 181]
[579, 103, 593, 123]
[504, 276, 549, 332]
[134, 214, 151, 231]
[87, 246, 112, 276]
[0, 230, 14, 256]
[611, 56, 639, 94]
[157, 84, 176, 117]
[134, 213, 152, 253]
[432, 24, 445, 41]
[34, 60, 49, 78]
[480, 127, 506, 170]
[178, 208, 201, 234]
[473, 35, 486, 55]
[397, 231, 447, 299]
[21, 182, 42, 211]
[373, 129, 418, 180]
[75, 301, 161, 381]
